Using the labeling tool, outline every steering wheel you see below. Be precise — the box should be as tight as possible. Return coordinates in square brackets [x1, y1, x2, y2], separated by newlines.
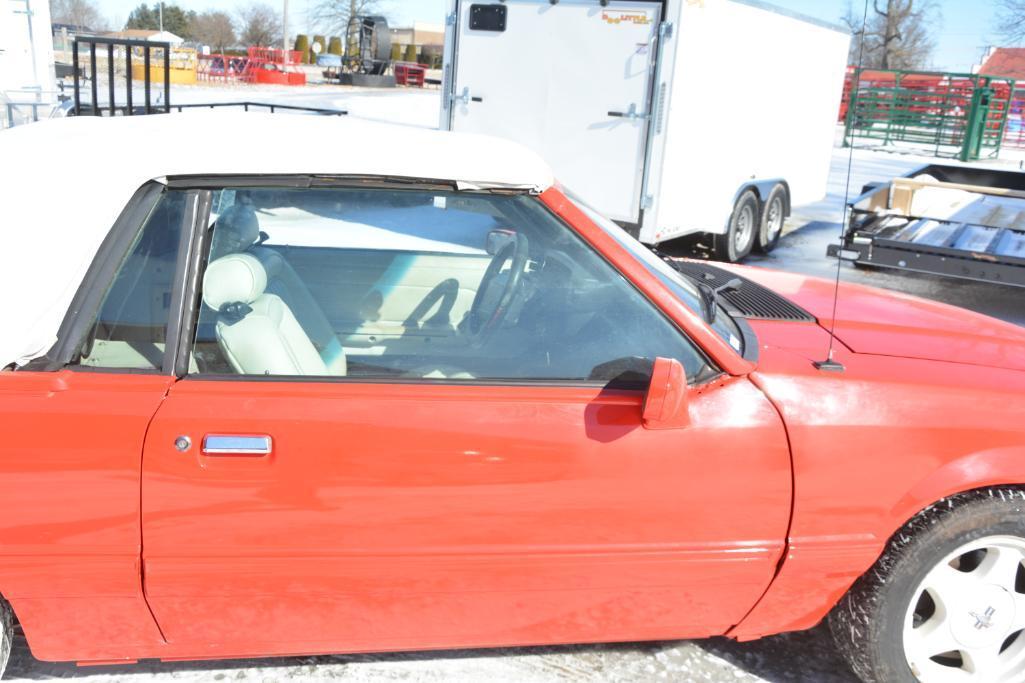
[404, 278, 460, 331]
[466, 232, 530, 343]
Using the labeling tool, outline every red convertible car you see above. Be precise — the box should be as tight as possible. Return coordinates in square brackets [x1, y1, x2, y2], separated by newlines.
[1, 114, 1025, 683]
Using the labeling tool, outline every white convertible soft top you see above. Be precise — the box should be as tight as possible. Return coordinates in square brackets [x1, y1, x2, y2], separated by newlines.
[0, 112, 555, 369]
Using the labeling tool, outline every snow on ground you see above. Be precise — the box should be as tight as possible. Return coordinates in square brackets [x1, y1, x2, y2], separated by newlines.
[6, 84, 1023, 682]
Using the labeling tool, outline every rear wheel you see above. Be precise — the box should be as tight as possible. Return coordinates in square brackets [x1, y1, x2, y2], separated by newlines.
[0, 599, 11, 678]
[712, 190, 759, 262]
[756, 184, 787, 253]
[829, 489, 1025, 683]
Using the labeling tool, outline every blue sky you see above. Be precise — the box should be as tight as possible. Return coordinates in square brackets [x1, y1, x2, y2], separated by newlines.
[771, 0, 1004, 72]
[95, 0, 1004, 72]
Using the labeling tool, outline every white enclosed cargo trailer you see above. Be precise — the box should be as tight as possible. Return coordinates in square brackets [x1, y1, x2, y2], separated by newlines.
[440, 0, 850, 261]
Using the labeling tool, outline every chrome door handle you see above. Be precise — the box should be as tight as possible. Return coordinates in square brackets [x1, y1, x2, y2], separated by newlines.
[202, 435, 273, 456]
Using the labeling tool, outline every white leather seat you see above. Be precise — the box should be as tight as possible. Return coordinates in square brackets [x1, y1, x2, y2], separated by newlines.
[202, 253, 347, 376]
[250, 247, 348, 373]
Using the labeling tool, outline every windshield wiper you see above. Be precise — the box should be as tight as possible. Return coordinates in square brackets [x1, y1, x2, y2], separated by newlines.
[695, 278, 741, 325]
[650, 247, 741, 325]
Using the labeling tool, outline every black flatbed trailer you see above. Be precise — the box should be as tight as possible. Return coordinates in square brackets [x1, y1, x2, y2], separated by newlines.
[827, 164, 1025, 289]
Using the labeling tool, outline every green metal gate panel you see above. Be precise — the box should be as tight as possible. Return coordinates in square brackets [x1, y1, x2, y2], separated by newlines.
[843, 68, 1016, 161]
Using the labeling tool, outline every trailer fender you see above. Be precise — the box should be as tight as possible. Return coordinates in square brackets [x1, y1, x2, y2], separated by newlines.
[737, 179, 791, 218]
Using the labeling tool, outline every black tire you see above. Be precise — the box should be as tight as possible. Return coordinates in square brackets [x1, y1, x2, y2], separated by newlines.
[829, 488, 1025, 683]
[756, 184, 788, 254]
[0, 598, 11, 678]
[713, 190, 759, 262]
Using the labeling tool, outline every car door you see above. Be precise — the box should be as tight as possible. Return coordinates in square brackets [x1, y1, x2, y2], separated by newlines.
[139, 182, 792, 657]
[0, 185, 196, 662]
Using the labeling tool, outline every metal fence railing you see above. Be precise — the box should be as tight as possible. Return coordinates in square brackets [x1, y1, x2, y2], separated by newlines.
[1004, 87, 1025, 150]
[842, 68, 1016, 161]
[72, 36, 171, 116]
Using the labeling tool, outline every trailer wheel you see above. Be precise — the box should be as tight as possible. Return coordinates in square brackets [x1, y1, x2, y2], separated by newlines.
[713, 190, 759, 262]
[756, 184, 788, 254]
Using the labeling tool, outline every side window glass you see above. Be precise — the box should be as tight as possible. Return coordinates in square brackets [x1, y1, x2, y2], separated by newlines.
[192, 188, 715, 385]
[73, 192, 186, 370]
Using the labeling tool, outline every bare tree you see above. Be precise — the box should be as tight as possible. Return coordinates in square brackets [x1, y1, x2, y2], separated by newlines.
[238, 3, 282, 47]
[996, 0, 1025, 45]
[188, 10, 237, 52]
[313, 0, 381, 35]
[50, 0, 107, 30]
[844, 0, 940, 70]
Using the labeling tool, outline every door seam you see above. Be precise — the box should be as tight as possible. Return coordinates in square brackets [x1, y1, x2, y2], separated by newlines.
[724, 372, 797, 637]
[137, 380, 175, 643]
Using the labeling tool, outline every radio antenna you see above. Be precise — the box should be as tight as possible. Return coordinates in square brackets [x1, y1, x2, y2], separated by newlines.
[814, 0, 870, 373]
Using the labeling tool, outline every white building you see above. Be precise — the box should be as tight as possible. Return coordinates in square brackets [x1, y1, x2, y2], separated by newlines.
[104, 29, 185, 46]
[0, 0, 57, 126]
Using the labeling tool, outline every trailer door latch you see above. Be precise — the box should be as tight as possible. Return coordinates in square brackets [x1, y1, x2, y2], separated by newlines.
[608, 103, 650, 121]
[451, 87, 483, 106]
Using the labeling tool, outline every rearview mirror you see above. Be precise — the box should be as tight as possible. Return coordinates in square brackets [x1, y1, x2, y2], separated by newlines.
[486, 229, 517, 256]
[642, 357, 690, 430]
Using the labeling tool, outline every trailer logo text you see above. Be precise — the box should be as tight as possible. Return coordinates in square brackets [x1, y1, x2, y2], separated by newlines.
[601, 11, 653, 26]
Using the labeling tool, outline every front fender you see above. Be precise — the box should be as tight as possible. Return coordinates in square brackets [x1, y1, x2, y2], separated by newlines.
[886, 446, 1025, 541]
[729, 447, 1025, 641]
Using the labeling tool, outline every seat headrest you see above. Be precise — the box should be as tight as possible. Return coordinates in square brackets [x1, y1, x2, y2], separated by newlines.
[210, 202, 260, 259]
[203, 253, 268, 311]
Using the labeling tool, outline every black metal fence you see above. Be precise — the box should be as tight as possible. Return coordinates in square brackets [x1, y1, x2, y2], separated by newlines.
[73, 36, 171, 116]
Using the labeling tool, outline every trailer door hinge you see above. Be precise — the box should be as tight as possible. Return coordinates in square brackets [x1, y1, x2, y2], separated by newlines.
[659, 22, 674, 39]
[446, 12, 457, 26]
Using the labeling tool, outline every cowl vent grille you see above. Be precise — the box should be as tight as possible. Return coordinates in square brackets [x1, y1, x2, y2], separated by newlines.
[670, 260, 817, 323]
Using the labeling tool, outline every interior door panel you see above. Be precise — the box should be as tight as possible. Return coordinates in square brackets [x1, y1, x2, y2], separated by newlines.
[270, 247, 489, 345]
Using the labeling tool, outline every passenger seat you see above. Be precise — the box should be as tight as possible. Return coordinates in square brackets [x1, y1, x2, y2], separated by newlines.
[209, 201, 347, 375]
[202, 253, 347, 377]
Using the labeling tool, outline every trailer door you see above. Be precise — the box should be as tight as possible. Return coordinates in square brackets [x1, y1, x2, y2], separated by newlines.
[447, 0, 661, 224]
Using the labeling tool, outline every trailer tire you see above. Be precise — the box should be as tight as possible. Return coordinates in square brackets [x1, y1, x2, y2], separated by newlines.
[713, 190, 759, 262]
[756, 184, 787, 254]
[0, 598, 11, 679]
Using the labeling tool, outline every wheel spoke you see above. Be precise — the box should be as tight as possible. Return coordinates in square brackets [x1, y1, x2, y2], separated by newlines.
[1012, 592, 1025, 632]
[924, 564, 980, 608]
[976, 546, 1025, 589]
[907, 619, 961, 661]
[963, 644, 1003, 678]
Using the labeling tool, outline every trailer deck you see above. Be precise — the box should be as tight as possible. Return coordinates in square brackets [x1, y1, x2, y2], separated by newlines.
[828, 164, 1025, 288]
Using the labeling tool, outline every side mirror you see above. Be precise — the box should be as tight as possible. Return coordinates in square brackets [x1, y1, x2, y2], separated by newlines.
[642, 357, 690, 430]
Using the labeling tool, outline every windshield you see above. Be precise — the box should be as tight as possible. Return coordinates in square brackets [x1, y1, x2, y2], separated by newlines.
[573, 198, 746, 355]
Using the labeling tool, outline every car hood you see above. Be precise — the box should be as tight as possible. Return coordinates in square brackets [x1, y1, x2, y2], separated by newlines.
[720, 264, 1025, 372]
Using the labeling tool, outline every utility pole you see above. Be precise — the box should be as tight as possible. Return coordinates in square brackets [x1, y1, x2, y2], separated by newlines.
[283, 0, 290, 58]
[159, 2, 163, 32]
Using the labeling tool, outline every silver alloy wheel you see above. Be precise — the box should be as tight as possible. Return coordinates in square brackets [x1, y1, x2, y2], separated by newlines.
[734, 203, 755, 252]
[766, 196, 784, 241]
[904, 535, 1025, 682]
